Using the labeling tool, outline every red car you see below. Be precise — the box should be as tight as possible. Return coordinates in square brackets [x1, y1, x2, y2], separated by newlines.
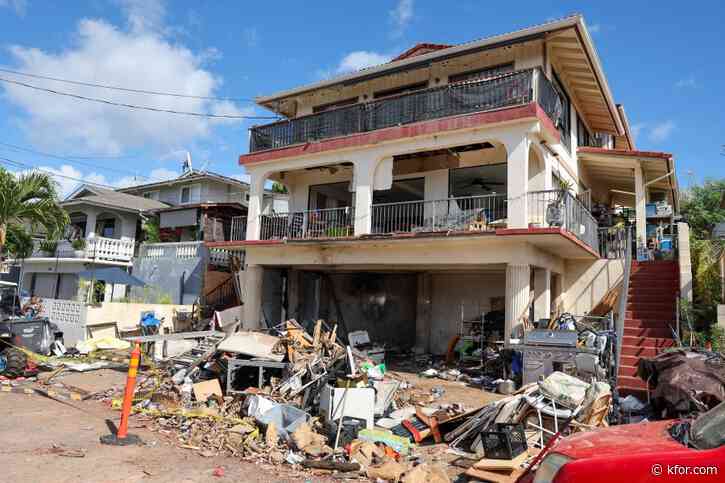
[524, 401, 724, 482]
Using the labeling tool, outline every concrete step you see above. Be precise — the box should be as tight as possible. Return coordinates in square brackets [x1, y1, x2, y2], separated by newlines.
[628, 277, 679, 285]
[620, 355, 643, 368]
[625, 310, 677, 320]
[626, 301, 676, 311]
[624, 326, 673, 338]
[627, 286, 677, 296]
[617, 375, 649, 390]
[632, 261, 677, 268]
[622, 336, 676, 349]
[624, 318, 676, 329]
[621, 344, 664, 358]
[618, 364, 641, 378]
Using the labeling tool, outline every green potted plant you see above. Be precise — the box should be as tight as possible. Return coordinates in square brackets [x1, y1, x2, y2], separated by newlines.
[38, 239, 58, 257]
[71, 238, 86, 258]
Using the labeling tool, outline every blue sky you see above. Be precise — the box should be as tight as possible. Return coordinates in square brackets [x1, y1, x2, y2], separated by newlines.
[0, 0, 722, 195]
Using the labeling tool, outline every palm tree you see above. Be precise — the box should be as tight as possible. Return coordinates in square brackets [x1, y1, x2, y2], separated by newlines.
[0, 167, 69, 256]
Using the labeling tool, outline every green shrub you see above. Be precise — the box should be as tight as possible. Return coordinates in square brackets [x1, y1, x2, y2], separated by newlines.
[71, 238, 86, 250]
[38, 240, 58, 254]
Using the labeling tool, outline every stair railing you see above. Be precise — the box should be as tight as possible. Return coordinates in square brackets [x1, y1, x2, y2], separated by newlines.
[615, 225, 634, 376]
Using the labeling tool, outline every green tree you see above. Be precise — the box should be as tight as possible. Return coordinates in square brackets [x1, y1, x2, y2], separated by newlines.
[0, 167, 69, 255]
[680, 179, 725, 239]
[271, 181, 288, 194]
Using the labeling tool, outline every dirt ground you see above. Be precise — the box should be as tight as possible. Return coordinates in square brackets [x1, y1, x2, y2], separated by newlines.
[0, 368, 502, 483]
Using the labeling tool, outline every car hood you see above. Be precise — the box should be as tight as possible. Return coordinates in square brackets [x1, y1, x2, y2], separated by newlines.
[554, 420, 684, 459]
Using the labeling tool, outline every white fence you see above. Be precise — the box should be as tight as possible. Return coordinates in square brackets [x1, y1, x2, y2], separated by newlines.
[34, 236, 135, 263]
[138, 241, 202, 259]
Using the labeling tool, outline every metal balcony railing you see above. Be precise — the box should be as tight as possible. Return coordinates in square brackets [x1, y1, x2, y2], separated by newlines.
[527, 190, 599, 253]
[230, 216, 247, 241]
[598, 227, 628, 259]
[250, 68, 563, 152]
[259, 207, 355, 240]
[371, 194, 507, 234]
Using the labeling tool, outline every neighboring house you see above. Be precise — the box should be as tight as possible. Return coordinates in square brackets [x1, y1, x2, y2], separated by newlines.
[211, 15, 686, 365]
[18, 185, 167, 300]
[16, 168, 288, 309]
[118, 168, 286, 243]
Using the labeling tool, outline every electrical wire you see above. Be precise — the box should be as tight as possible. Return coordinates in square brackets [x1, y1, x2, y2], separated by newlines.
[0, 141, 148, 179]
[0, 67, 256, 102]
[0, 77, 279, 120]
[0, 156, 118, 189]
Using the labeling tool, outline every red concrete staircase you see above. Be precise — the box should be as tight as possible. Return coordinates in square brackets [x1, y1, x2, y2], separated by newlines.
[617, 261, 678, 396]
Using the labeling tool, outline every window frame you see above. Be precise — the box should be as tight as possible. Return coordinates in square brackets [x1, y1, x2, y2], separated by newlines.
[179, 184, 201, 205]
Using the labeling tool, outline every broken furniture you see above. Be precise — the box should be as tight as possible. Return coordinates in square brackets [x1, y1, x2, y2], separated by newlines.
[347, 330, 385, 364]
[226, 358, 291, 394]
[319, 384, 375, 429]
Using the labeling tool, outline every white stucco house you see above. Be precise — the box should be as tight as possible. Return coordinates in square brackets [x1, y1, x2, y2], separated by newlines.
[211, 14, 687, 381]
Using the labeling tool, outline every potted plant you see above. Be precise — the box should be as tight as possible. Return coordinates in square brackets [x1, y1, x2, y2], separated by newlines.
[38, 240, 58, 257]
[546, 179, 573, 227]
[71, 238, 86, 258]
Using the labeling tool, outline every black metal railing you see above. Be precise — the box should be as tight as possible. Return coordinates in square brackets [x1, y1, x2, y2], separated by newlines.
[371, 194, 507, 234]
[527, 190, 599, 252]
[260, 207, 355, 240]
[580, 132, 614, 149]
[598, 227, 627, 259]
[250, 68, 562, 152]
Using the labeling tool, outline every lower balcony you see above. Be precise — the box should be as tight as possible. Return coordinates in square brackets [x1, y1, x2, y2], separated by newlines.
[250, 191, 600, 255]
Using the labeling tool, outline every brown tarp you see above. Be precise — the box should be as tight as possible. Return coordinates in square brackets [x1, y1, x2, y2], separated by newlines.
[637, 349, 725, 415]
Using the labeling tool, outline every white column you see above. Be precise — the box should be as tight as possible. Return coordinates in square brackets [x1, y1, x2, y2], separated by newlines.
[85, 208, 98, 238]
[242, 265, 264, 329]
[353, 155, 384, 236]
[634, 163, 647, 250]
[677, 222, 693, 302]
[506, 135, 530, 229]
[533, 267, 551, 322]
[505, 263, 530, 346]
[245, 170, 267, 241]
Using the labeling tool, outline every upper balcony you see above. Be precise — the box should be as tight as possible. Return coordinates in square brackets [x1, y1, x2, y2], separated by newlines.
[249, 68, 562, 153]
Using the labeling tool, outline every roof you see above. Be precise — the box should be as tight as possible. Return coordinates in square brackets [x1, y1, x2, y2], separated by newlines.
[118, 169, 249, 194]
[255, 14, 623, 135]
[62, 185, 168, 213]
[391, 43, 452, 61]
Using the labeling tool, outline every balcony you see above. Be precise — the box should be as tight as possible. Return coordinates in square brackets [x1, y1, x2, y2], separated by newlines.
[249, 68, 562, 152]
[251, 191, 599, 255]
[370, 194, 507, 234]
[526, 190, 599, 251]
[31, 236, 135, 263]
[259, 207, 355, 240]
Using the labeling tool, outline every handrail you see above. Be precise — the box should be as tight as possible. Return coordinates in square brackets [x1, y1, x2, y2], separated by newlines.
[615, 225, 633, 378]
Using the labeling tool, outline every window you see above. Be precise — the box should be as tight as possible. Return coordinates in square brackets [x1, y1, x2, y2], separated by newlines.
[143, 190, 159, 200]
[551, 71, 571, 152]
[245, 193, 250, 202]
[312, 97, 359, 113]
[180, 184, 201, 204]
[576, 115, 591, 148]
[373, 81, 428, 99]
[449, 63, 514, 84]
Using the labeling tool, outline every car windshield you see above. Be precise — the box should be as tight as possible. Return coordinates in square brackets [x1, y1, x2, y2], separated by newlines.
[690, 400, 725, 450]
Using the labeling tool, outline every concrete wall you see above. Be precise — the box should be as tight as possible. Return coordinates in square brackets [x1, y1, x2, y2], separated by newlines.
[429, 272, 506, 354]
[131, 245, 208, 305]
[293, 272, 418, 349]
[85, 302, 193, 333]
[562, 259, 624, 316]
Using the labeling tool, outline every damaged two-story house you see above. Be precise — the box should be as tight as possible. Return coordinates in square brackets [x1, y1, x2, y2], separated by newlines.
[214, 15, 688, 394]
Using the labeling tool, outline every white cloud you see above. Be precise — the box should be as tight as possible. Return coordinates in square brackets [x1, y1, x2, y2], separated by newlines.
[117, 0, 166, 35]
[631, 122, 645, 142]
[675, 76, 697, 88]
[649, 120, 675, 143]
[0, 0, 26, 16]
[1, 1, 251, 156]
[336, 51, 391, 74]
[588, 23, 601, 33]
[390, 0, 414, 37]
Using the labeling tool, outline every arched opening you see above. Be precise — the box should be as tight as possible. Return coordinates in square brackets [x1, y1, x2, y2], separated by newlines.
[67, 211, 88, 239]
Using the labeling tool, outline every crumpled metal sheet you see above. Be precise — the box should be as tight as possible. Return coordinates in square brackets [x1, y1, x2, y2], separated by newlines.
[637, 349, 725, 415]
